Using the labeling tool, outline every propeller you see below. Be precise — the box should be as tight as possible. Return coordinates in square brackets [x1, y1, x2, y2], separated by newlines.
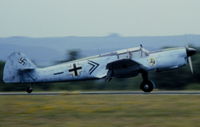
[186, 46, 197, 74]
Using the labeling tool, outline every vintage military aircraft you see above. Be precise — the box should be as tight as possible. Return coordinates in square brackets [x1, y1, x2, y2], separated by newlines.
[3, 45, 197, 93]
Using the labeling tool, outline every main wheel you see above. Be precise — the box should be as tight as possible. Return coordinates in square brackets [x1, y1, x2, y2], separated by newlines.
[26, 87, 33, 93]
[140, 80, 154, 93]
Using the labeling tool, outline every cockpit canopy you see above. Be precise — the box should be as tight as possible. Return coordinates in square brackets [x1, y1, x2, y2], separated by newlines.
[100, 46, 149, 58]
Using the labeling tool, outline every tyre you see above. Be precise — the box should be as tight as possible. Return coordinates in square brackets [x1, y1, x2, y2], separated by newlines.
[140, 80, 154, 92]
[26, 87, 33, 93]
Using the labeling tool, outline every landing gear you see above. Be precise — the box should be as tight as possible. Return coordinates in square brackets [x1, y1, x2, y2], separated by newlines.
[26, 84, 33, 93]
[105, 70, 113, 82]
[140, 70, 154, 93]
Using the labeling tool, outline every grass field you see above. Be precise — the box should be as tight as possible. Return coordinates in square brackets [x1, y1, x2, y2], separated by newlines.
[1, 94, 200, 127]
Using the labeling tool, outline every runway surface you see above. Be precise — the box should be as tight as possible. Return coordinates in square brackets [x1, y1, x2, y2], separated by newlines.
[1, 91, 200, 95]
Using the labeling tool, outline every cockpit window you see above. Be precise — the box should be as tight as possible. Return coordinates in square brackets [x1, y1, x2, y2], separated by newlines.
[131, 48, 149, 58]
[132, 50, 142, 58]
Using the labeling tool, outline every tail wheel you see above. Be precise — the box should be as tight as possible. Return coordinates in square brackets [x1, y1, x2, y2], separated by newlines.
[140, 80, 154, 93]
[26, 87, 33, 93]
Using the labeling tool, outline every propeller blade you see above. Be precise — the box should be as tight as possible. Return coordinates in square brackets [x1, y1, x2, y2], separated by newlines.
[188, 56, 194, 74]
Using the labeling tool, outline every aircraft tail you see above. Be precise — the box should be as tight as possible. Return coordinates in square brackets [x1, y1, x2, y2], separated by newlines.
[3, 52, 36, 83]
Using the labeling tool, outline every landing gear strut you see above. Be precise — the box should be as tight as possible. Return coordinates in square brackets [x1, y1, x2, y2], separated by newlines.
[140, 71, 154, 92]
[26, 84, 33, 93]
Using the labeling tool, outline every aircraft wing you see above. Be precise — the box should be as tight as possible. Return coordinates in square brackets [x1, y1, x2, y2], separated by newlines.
[106, 59, 144, 79]
[106, 59, 141, 70]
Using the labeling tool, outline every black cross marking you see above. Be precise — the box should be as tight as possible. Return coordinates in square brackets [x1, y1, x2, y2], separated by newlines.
[54, 72, 64, 75]
[88, 60, 99, 75]
[69, 64, 82, 76]
[18, 57, 27, 65]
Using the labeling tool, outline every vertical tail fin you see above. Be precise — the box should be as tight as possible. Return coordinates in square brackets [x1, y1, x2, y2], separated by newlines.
[3, 52, 36, 83]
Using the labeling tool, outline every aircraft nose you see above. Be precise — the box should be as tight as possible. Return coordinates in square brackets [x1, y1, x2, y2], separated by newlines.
[186, 47, 197, 56]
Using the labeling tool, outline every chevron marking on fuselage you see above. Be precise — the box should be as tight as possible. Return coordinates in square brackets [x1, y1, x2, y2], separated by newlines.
[88, 60, 99, 75]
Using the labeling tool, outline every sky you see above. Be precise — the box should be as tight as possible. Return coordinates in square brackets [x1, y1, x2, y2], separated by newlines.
[0, 0, 200, 37]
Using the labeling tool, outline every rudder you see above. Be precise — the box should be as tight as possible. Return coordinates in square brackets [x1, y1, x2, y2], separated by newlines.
[3, 52, 36, 83]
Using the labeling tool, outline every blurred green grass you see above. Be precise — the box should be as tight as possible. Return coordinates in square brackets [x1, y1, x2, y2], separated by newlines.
[0, 95, 200, 127]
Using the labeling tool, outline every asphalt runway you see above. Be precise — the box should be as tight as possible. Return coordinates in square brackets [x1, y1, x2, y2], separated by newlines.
[1, 91, 200, 95]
